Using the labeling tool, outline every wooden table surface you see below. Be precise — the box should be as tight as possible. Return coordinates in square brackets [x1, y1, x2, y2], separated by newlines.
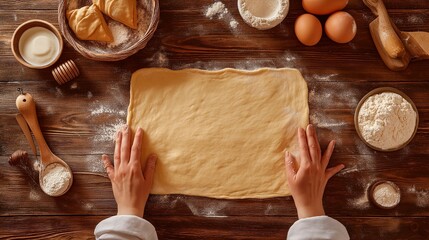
[1, 0, 429, 239]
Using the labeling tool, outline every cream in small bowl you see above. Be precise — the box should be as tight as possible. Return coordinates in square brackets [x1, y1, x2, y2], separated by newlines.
[12, 20, 63, 69]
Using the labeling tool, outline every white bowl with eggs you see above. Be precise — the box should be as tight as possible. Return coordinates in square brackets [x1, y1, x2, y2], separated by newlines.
[11, 19, 63, 69]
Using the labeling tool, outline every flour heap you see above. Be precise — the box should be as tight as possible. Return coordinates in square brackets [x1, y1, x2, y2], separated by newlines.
[205, 2, 228, 19]
[41, 163, 72, 196]
[238, 0, 289, 30]
[358, 92, 417, 150]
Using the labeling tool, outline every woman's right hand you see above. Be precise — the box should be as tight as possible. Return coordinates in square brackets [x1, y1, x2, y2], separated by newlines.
[285, 124, 345, 219]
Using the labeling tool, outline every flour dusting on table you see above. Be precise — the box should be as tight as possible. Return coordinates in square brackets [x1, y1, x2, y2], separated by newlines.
[93, 119, 126, 143]
[407, 14, 425, 24]
[407, 185, 429, 207]
[29, 188, 42, 201]
[185, 199, 229, 217]
[204, 1, 240, 31]
[82, 155, 105, 173]
[347, 182, 371, 210]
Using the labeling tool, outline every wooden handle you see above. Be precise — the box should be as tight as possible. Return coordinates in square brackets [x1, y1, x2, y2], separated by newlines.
[372, 0, 405, 58]
[16, 92, 52, 162]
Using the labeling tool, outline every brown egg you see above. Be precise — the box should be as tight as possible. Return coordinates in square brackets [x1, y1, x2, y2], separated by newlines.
[295, 14, 322, 46]
[302, 0, 348, 15]
[325, 11, 357, 43]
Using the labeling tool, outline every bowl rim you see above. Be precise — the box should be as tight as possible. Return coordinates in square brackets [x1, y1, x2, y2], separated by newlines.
[11, 19, 64, 69]
[367, 180, 401, 210]
[57, 0, 160, 61]
[354, 87, 419, 152]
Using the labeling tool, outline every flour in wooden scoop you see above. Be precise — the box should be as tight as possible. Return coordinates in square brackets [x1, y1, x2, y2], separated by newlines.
[41, 163, 72, 196]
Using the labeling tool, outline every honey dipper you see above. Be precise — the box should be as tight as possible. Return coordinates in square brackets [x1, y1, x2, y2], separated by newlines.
[52, 60, 80, 85]
[16, 89, 73, 196]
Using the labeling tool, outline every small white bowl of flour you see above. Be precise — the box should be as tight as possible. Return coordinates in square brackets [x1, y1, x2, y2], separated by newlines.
[368, 180, 401, 209]
[238, 0, 289, 30]
[355, 87, 419, 151]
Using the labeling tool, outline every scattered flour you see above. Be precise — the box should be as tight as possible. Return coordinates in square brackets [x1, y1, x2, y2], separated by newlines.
[347, 182, 371, 210]
[393, 18, 404, 25]
[29, 188, 42, 201]
[358, 92, 417, 150]
[70, 82, 78, 89]
[45, 105, 55, 115]
[373, 183, 400, 208]
[336, 165, 359, 177]
[55, 87, 63, 98]
[108, 22, 132, 48]
[33, 160, 40, 171]
[185, 199, 228, 217]
[407, 185, 429, 207]
[41, 163, 72, 196]
[83, 202, 95, 210]
[263, 203, 284, 215]
[230, 19, 239, 29]
[310, 112, 347, 129]
[310, 73, 339, 81]
[153, 195, 229, 217]
[146, 48, 169, 67]
[91, 105, 126, 116]
[93, 119, 126, 142]
[308, 82, 358, 136]
[205, 1, 228, 19]
[83, 155, 105, 173]
[204, 1, 240, 31]
[407, 14, 425, 24]
[87, 91, 93, 99]
[361, 12, 373, 22]
[154, 195, 182, 209]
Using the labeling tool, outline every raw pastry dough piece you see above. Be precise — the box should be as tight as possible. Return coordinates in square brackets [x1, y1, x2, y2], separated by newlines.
[93, 0, 137, 29]
[127, 68, 309, 199]
[67, 4, 113, 42]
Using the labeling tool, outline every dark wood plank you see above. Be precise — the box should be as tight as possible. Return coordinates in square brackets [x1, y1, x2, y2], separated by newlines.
[0, 9, 429, 83]
[1, 154, 429, 217]
[0, 216, 428, 240]
[1, 0, 429, 10]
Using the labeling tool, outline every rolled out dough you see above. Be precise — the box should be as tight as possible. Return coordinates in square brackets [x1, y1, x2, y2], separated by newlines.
[127, 68, 308, 199]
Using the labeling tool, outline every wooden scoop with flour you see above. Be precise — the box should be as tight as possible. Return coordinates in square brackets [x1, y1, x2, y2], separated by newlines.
[16, 89, 73, 196]
[363, 0, 429, 71]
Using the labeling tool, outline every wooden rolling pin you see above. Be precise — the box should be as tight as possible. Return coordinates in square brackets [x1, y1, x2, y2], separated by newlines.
[363, 0, 429, 71]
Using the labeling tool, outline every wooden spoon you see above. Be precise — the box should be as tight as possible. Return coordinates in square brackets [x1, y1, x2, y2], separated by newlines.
[16, 91, 73, 197]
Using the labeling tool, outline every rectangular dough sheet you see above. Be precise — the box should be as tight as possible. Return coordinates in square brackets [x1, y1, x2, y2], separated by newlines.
[127, 68, 308, 199]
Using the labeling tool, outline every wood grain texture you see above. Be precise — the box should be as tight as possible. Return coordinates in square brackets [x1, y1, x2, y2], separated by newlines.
[0, 0, 429, 239]
[0, 216, 428, 239]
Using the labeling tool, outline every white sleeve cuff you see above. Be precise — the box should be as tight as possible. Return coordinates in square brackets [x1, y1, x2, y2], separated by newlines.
[287, 215, 349, 240]
[95, 215, 158, 240]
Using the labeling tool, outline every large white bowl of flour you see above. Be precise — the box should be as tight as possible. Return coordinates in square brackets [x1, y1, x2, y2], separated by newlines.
[355, 87, 419, 151]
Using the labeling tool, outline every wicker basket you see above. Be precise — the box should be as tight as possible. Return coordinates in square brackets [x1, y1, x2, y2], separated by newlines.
[58, 0, 159, 61]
